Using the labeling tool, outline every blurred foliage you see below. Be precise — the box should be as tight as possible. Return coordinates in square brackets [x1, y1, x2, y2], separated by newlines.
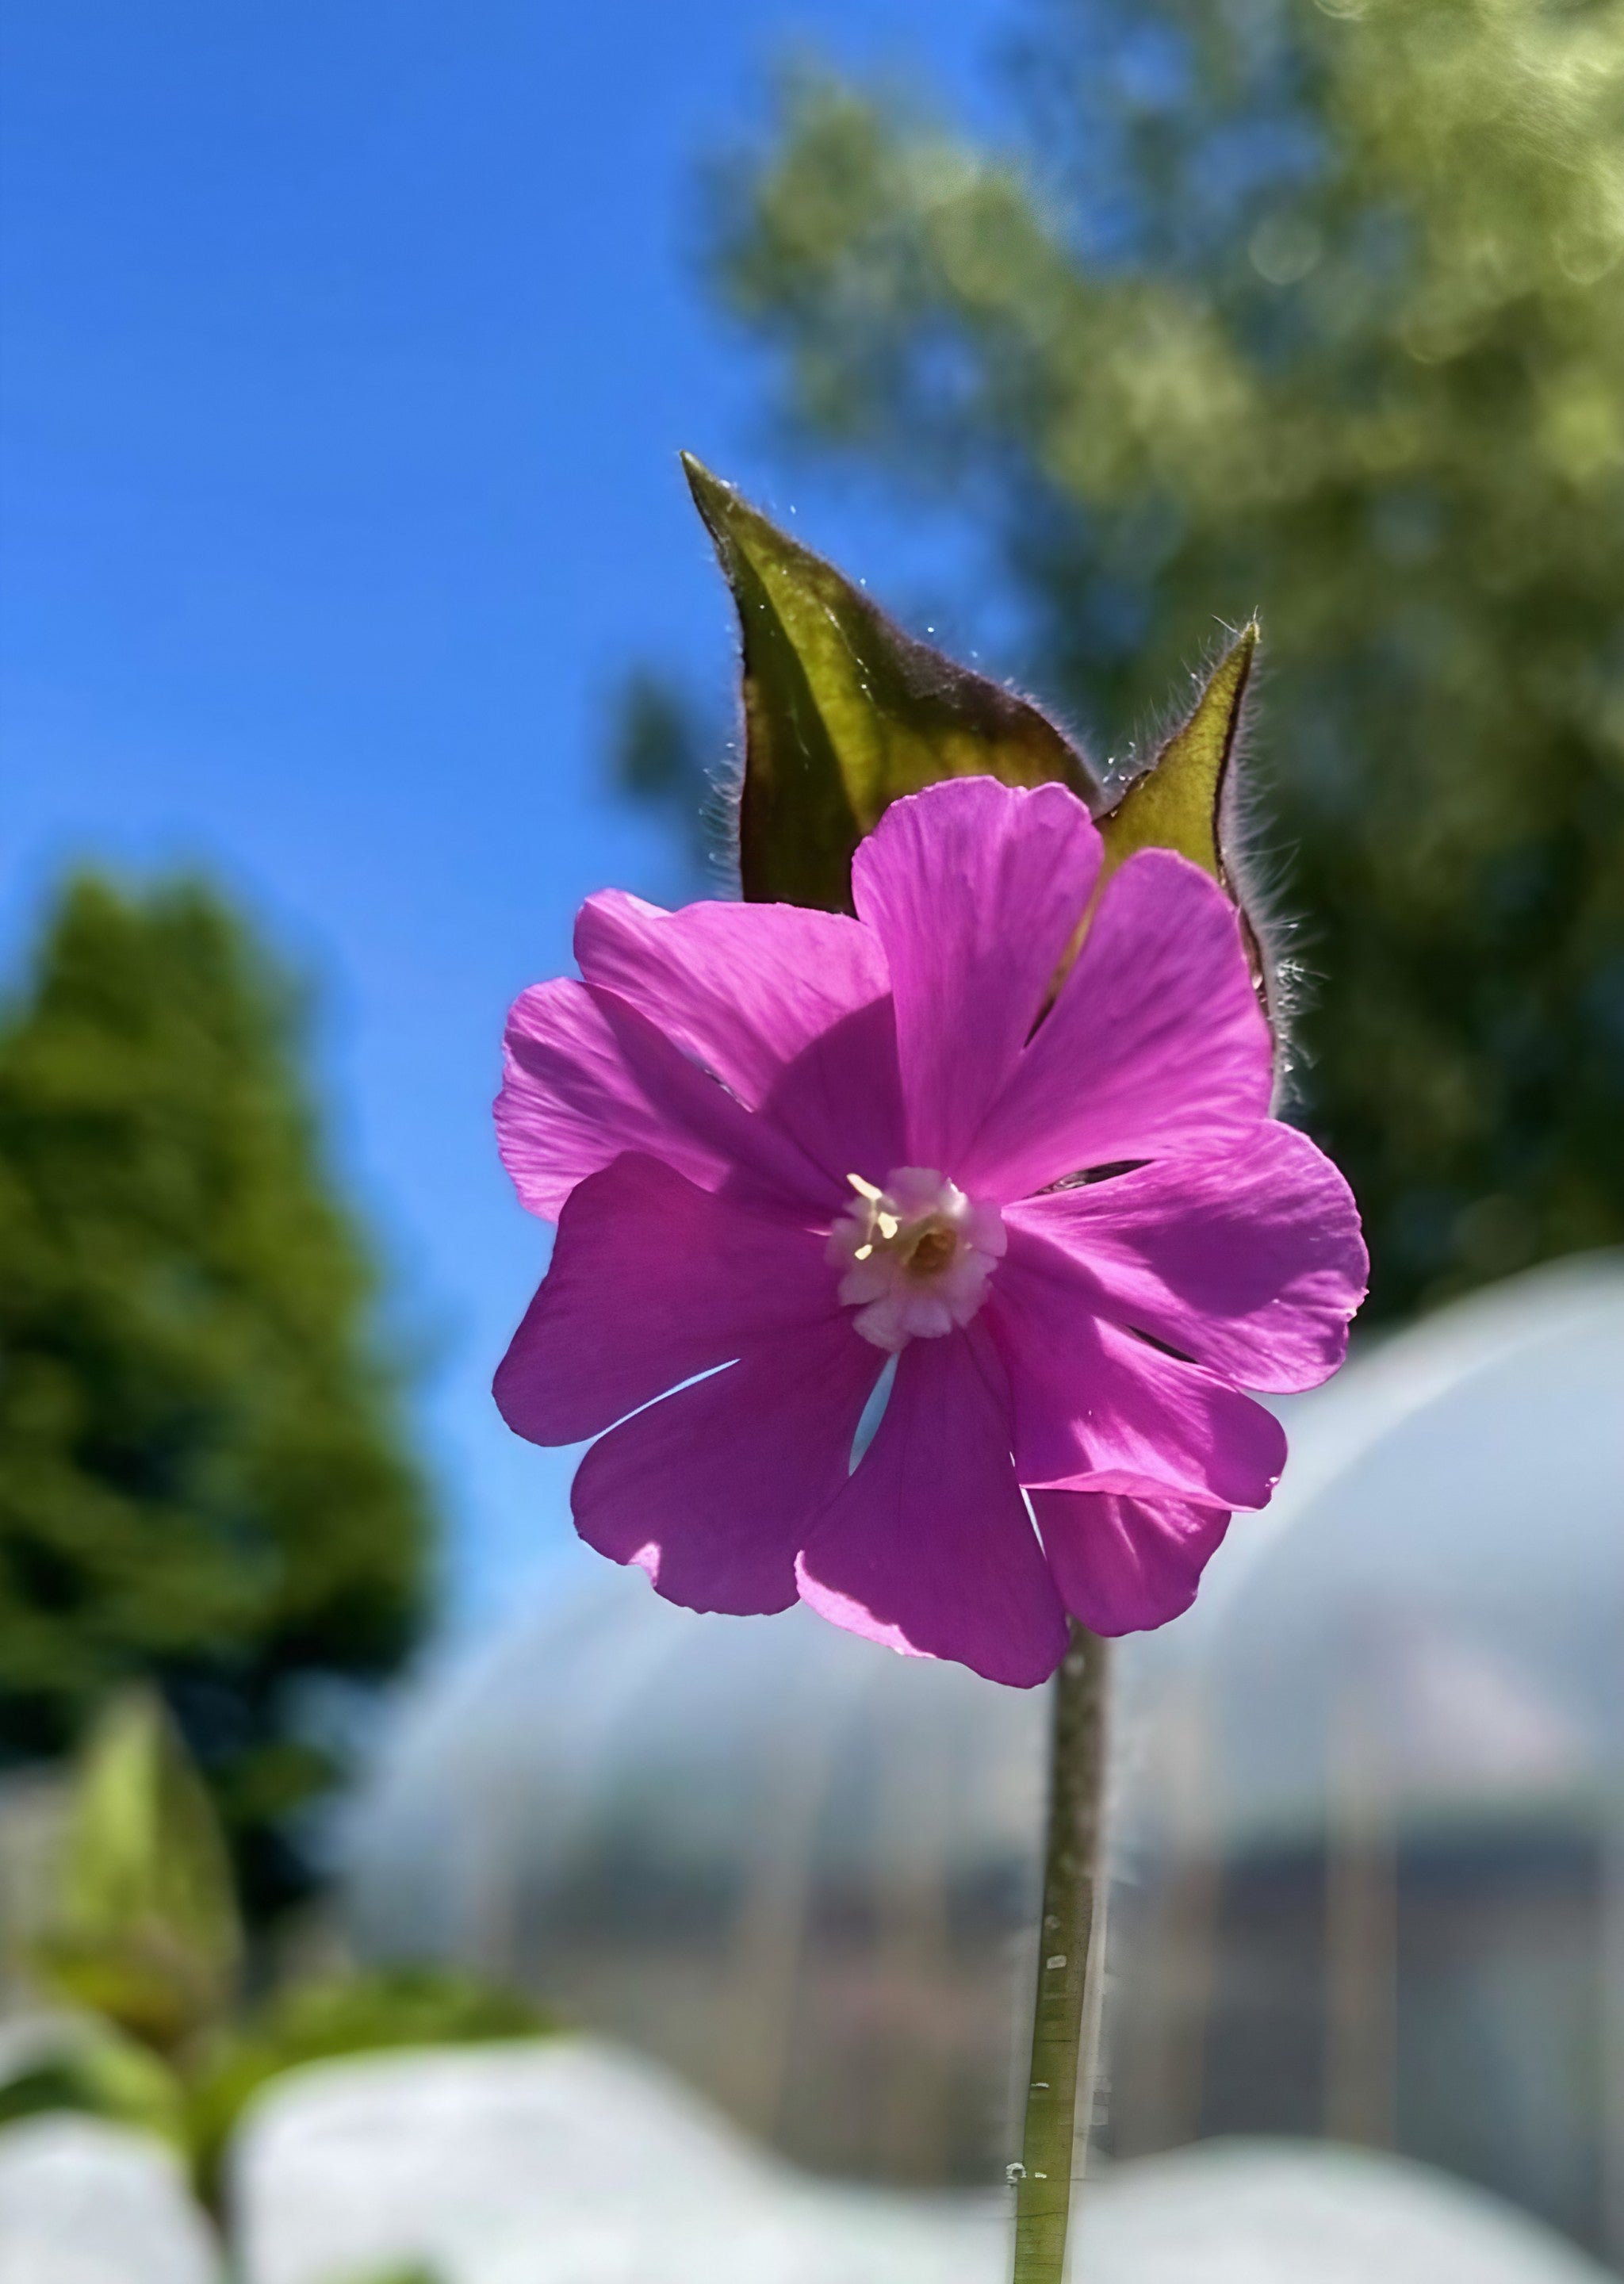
[35, 1689, 240, 2054]
[0, 874, 431, 1916]
[185, 1965, 546, 2208]
[704, 0, 1624, 1318]
[0, 1689, 546, 2221]
[0, 2011, 187, 2148]
[335, 2270, 445, 2284]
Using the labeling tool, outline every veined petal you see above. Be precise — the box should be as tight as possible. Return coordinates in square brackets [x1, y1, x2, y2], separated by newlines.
[496, 977, 828, 1223]
[851, 778, 1101, 1171]
[989, 1229, 1288, 1508]
[754, 995, 909, 1196]
[494, 1154, 837, 1446]
[1032, 1491, 1231, 1636]
[1005, 1124, 1367, 1394]
[575, 890, 890, 1105]
[959, 849, 1273, 1203]
[796, 1327, 1069, 1688]
[578, 890, 908, 1187]
[573, 1316, 883, 1617]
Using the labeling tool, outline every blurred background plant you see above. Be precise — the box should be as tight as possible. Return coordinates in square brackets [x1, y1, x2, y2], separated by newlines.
[0, 1686, 542, 2224]
[619, 0, 1624, 1322]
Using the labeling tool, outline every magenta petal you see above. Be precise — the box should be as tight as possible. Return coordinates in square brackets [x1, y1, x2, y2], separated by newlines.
[960, 849, 1273, 1202]
[754, 996, 909, 1196]
[989, 1233, 1288, 1507]
[1005, 1123, 1368, 1395]
[572, 1315, 883, 1616]
[496, 977, 826, 1222]
[577, 891, 906, 1187]
[796, 1328, 1069, 1688]
[494, 1154, 837, 1446]
[851, 778, 1101, 1170]
[575, 890, 889, 1104]
[1032, 1490, 1231, 1635]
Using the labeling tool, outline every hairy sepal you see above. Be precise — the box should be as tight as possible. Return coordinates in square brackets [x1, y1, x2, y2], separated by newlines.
[684, 465, 1283, 1066]
[1097, 623, 1285, 1068]
[684, 453, 1097, 912]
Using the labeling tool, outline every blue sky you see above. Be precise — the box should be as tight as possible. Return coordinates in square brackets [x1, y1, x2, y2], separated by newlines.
[0, 2, 1014, 1631]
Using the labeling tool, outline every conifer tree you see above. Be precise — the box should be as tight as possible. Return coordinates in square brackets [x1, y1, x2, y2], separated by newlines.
[0, 874, 431, 1918]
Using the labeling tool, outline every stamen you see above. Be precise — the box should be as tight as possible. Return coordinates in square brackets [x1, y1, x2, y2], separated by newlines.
[826, 1167, 1006, 1354]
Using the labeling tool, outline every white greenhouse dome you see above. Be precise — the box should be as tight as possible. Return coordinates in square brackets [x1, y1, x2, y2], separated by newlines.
[346, 1254, 1624, 2259]
[1171, 1249, 1624, 1841]
[345, 1558, 1048, 2185]
[1113, 1255, 1624, 2261]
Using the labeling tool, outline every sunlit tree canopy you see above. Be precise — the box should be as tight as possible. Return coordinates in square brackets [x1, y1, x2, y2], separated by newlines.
[703, 0, 1624, 1317]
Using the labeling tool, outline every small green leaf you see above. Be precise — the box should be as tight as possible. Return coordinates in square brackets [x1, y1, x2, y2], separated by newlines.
[683, 454, 1097, 910]
[1097, 623, 1258, 887]
[331, 2269, 446, 2284]
[36, 1688, 242, 2056]
[0, 2014, 188, 2148]
[183, 1966, 547, 2212]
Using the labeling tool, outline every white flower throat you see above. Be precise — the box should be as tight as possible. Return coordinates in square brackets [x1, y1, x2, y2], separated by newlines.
[826, 1167, 1006, 1352]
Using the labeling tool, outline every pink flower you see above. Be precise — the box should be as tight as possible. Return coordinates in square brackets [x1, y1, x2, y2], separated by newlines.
[494, 777, 1365, 1687]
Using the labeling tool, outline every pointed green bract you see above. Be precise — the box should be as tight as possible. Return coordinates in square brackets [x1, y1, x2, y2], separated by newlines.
[684, 455, 1256, 929]
[36, 1688, 243, 2054]
[1097, 623, 1258, 887]
[684, 454, 1096, 910]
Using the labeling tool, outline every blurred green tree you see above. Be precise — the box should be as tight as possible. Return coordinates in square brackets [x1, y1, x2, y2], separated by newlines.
[701, 0, 1624, 1318]
[0, 876, 431, 1918]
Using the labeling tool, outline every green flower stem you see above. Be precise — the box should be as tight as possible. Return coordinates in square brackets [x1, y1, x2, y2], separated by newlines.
[1012, 1622, 1112, 2284]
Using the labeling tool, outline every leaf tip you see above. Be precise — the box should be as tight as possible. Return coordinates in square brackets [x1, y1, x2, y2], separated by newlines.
[680, 450, 734, 536]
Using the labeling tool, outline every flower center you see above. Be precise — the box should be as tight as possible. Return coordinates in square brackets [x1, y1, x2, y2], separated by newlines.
[826, 1168, 1007, 1353]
